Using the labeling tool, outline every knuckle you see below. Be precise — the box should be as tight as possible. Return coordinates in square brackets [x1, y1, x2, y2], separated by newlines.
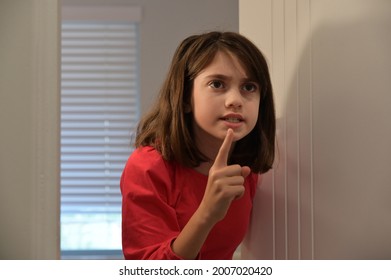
[230, 164, 242, 172]
[214, 178, 225, 189]
[237, 176, 245, 184]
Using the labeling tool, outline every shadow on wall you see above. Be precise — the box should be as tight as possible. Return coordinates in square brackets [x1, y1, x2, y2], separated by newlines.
[242, 9, 391, 260]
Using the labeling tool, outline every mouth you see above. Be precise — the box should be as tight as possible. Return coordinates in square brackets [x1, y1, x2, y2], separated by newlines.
[220, 114, 244, 123]
[222, 117, 242, 123]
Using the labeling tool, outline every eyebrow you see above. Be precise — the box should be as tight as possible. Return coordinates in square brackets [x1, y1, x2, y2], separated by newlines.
[204, 74, 231, 80]
[203, 74, 255, 83]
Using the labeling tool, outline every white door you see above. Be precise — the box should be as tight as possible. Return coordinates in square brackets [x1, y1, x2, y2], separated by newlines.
[240, 0, 391, 259]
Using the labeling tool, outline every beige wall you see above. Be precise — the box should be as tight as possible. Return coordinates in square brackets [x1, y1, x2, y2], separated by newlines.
[0, 0, 60, 259]
[240, 0, 391, 259]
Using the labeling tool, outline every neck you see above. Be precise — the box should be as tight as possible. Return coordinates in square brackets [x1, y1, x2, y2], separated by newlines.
[192, 131, 235, 176]
[193, 161, 212, 176]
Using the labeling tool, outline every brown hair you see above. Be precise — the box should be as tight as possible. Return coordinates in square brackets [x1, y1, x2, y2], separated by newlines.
[135, 31, 276, 173]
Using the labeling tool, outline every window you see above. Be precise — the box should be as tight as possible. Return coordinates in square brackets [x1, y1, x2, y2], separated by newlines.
[60, 5, 141, 259]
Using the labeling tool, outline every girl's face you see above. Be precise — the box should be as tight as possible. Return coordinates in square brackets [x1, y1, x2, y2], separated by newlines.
[191, 50, 260, 152]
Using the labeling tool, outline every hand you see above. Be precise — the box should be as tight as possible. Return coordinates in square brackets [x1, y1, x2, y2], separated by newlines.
[198, 129, 251, 225]
[170, 129, 251, 259]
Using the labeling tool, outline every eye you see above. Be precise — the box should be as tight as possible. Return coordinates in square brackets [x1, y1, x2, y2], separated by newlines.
[208, 80, 225, 89]
[241, 83, 258, 93]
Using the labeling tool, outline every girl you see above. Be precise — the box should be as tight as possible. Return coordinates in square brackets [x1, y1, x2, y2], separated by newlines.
[121, 31, 276, 260]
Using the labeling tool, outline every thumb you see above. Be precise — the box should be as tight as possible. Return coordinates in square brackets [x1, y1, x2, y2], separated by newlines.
[241, 166, 251, 178]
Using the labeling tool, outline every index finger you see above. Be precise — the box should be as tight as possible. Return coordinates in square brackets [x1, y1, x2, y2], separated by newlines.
[214, 129, 234, 168]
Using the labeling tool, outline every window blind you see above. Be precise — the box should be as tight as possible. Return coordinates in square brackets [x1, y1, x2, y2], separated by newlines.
[60, 21, 139, 215]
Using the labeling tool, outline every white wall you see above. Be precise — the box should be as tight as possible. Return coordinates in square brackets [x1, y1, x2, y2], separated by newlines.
[0, 0, 238, 259]
[240, 0, 391, 259]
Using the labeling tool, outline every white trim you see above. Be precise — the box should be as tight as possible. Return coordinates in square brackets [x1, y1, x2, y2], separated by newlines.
[62, 5, 142, 22]
[31, 0, 61, 259]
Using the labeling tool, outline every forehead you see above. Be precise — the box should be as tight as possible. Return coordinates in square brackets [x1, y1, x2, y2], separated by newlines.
[197, 50, 250, 79]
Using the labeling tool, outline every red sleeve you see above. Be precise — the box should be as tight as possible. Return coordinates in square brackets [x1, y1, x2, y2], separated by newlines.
[120, 147, 184, 260]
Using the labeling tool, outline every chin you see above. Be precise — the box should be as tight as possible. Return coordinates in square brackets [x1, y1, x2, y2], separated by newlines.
[230, 130, 249, 142]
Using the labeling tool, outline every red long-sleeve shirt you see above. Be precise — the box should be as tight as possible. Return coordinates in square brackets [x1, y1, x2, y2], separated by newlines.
[120, 146, 258, 259]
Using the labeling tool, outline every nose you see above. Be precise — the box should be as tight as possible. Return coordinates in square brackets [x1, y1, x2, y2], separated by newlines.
[225, 88, 243, 109]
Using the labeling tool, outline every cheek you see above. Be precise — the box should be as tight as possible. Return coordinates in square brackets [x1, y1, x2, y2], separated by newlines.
[191, 88, 210, 114]
[192, 104, 209, 124]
